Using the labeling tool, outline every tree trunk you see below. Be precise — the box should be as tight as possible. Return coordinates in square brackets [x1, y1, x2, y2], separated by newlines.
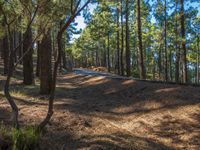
[18, 32, 23, 64]
[116, 0, 120, 75]
[39, 30, 52, 94]
[36, 41, 40, 77]
[107, 33, 110, 72]
[175, 0, 180, 83]
[180, 0, 187, 83]
[121, 0, 124, 76]
[164, 0, 168, 81]
[125, 0, 131, 77]
[196, 36, 199, 84]
[23, 27, 34, 85]
[137, 0, 145, 79]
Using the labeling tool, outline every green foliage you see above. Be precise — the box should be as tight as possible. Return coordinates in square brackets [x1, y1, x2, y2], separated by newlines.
[12, 126, 40, 150]
[0, 123, 40, 150]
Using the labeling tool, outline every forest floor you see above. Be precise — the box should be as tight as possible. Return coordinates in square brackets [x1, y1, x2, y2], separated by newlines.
[0, 66, 200, 150]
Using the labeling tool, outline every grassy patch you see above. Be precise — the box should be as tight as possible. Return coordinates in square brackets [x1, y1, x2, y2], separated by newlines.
[0, 123, 41, 150]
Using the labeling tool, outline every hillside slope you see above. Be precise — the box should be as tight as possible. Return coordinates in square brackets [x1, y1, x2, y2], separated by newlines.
[0, 71, 200, 149]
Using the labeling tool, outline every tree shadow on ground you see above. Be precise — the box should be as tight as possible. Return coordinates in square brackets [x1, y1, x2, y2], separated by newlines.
[151, 112, 200, 149]
[55, 74, 200, 116]
[41, 126, 173, 150]
[1, 73, 200, 149]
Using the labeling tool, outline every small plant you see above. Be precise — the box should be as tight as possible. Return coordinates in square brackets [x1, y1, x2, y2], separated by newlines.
[12, 126, 40, 150]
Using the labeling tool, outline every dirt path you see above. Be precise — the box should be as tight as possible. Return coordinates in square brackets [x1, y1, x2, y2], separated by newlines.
[0, 71, 200, 150]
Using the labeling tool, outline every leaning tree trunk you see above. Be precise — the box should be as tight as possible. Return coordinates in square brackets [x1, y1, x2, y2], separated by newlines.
[23, 27, 34, 85]
[39, 30, 52, 94]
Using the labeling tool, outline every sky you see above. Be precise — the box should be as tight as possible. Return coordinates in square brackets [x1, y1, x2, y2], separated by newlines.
[72, 1, 200, 40]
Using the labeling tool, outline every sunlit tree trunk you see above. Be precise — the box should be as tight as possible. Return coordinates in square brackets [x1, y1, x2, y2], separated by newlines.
[180, 0, 187, 83]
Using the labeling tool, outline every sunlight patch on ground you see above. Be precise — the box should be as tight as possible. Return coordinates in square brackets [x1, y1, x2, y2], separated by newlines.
[155, 87, 181, 93]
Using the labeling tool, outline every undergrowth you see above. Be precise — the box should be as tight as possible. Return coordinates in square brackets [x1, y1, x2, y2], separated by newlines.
[0, 123, 41, 150]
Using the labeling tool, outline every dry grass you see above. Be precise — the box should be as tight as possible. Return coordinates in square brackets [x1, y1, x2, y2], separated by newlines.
[0, 71, 200, 150]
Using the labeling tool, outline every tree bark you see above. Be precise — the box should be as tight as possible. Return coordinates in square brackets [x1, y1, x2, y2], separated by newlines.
[164, 0, 168, 81]
[180, 0, 187, 83]
[39, 30, 52, 94]
[175, 0, 180, 83]
[36, 41, 40, 77]
[107, 33, 110, 72]
[121, 0, 124, 76]
[125, 0, 131, 77]
[23, 27, 34, 85]
[196, 36, 199, 84]
[116, 0, 120, 75]
[137, 0, 146, 79]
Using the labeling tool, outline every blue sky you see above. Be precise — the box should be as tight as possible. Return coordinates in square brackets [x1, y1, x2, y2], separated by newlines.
[73, 1, 200, 40]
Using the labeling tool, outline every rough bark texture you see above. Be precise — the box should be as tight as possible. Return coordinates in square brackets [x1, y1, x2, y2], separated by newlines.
[39, 30, 52, 95]
[107, 33, 110, 72]
[125, 0, 131, 77]
[23, 27, 34, 85]
[116, 0, 120, 75]
[175, 0, 180, 83]
[120, 0, 124, 76]
[180, 0, 187, 83]
[137, 0, 146, 79]
[36, 41, 40, 77]
[164, 0, 168, 81]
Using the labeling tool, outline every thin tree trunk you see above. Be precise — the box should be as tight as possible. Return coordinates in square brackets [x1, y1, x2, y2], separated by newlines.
[107, 33, 110, 72]
[36, 41, 40, 77]
[137, 0, 145, 79]
[196, 36, 199, 84]
[125, 0, 131, 77]
[116, 0, 120, 74]
[180, 0, 187, 83]
[121, 0, 124, 76]
[175, 0, 180, 83]
[164, 0, 168, 81]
